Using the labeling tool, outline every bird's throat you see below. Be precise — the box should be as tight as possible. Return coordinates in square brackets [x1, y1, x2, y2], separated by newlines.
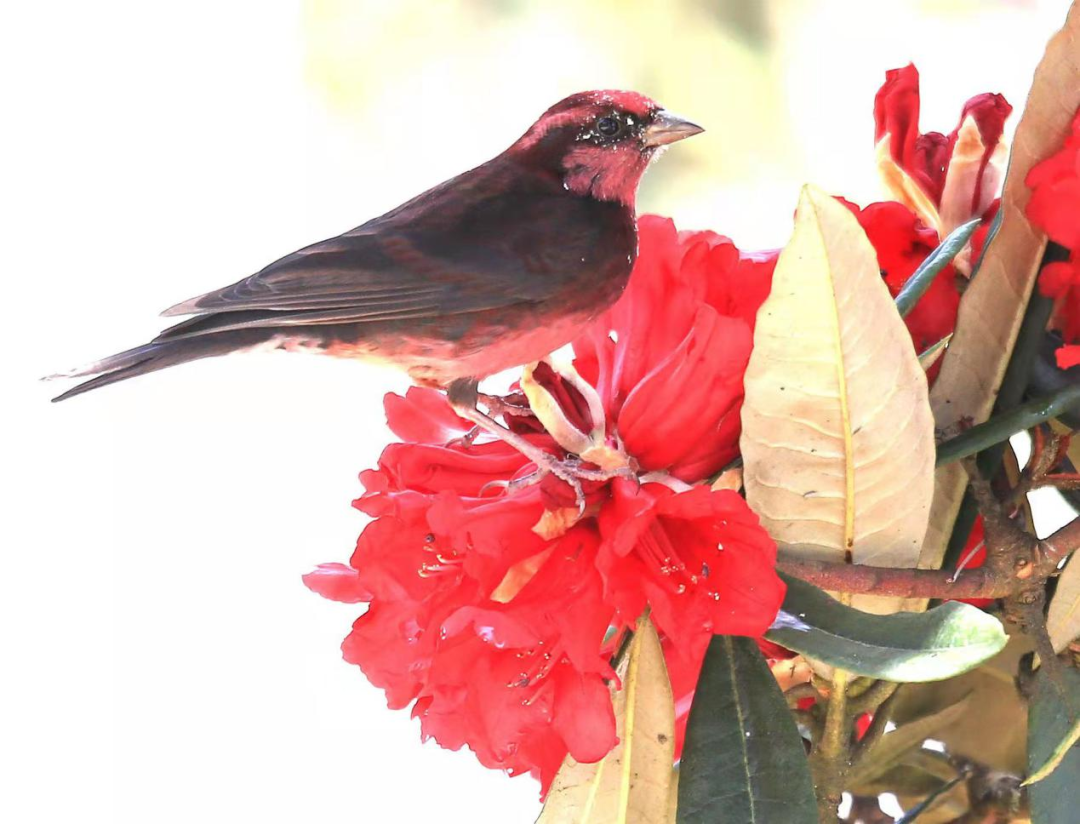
[561, 145, 654, 207]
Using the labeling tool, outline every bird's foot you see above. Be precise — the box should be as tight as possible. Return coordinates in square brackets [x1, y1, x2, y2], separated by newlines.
[446, 378, 636, 513]
[488, 453, 637, 515]
[446, 424, 482, 449]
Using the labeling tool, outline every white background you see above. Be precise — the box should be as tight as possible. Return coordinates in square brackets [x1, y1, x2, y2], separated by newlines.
[2, 2, 1073, 823]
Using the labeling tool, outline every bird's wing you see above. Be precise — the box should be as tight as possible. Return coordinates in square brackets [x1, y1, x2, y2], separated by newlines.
[157, 162, 619, 340]
[161, 233, 467, 318]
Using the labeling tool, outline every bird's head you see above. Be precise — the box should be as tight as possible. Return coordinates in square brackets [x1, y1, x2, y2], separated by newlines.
[508, 90, 703, 207]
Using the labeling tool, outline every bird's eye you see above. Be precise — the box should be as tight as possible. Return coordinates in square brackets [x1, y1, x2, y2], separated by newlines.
[597, 116, 621, 137]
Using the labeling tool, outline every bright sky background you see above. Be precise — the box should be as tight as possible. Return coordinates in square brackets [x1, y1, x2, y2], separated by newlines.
[3, 1, 1074, 822]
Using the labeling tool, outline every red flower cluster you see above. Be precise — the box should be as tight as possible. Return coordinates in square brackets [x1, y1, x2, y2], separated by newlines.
[306, 217, 786, 790]
[305, 66, 1018, 791]
[1026, 108, 1080, 369]
[874, 63, 1011, 246]
[870, 63, 1012, 370]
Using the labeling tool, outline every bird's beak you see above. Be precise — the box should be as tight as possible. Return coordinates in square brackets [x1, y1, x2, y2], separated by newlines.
[643, 110, 704, 147]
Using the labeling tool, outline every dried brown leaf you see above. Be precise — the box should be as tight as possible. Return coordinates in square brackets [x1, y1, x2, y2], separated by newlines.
[1047, 554, 1080, 654]
[537, 616, 675, 824]
[740, 185, 934, 614]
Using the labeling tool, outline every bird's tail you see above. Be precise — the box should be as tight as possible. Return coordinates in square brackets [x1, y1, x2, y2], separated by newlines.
[46, 329, 275, 402]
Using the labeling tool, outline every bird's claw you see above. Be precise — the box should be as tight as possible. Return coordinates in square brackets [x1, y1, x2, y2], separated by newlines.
[478, 392, 533, 419]
[478, 478, 515, 496]
[533, 456, 639, 516]
[446, 424, 482, 449]
[493, 466, 587, 516]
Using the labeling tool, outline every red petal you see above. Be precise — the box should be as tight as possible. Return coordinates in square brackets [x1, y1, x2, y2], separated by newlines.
[1057, 344, 1080, 369]
[384, 386, 471, 443]
[553, 668, 617, 763]
[302, 563, 371, 603]
[375, 440, 538, 496]
[874, 65, 921, 169]
[441, 606, 541, 650]
[1026, 112, 1080, 248]
[617, 308, 751, 475]
[951, 92, 1012, 216]
[1039, 261, 1080, 299]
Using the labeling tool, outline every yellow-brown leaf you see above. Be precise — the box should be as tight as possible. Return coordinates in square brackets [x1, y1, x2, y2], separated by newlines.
[1047, 554, 1080, 653]
[740, 185, 935, 613]
[537, 616, 675, 824]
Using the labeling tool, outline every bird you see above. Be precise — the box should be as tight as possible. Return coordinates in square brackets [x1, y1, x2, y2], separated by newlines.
[49, 90, 701, 494]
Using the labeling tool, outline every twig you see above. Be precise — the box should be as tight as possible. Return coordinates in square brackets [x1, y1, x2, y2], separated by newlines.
[813, 668, 852, 822]
[1043, 517, 1080, 565]
[849, 680, 900, 715]
[779, 509, 1080, 601]
[852, 687, 901, 765]
[777, 558, 1010, 599]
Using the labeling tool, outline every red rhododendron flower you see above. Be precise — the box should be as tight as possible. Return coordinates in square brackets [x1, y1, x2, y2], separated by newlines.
[573, 216, 775, 481]
[303, 68, 1023, 797]
[1027, 110, 1080, 250]
[597, 480, 784, 648]
[875, 64, 1011, 241]
[1025, 108, 1080, 369]
[306, 216, 788, 792]
[865, 65, 1014, 377]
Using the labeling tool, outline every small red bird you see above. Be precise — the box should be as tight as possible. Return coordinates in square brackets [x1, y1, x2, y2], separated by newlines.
[51, 90, 700, 488]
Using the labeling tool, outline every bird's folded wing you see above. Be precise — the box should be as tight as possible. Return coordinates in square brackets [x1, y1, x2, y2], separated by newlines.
[155, 230, 550, 341]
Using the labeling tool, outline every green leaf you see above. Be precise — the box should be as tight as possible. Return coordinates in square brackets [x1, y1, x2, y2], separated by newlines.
[935, 381, 1080, 467]
[895, 219, 981, 318]
[766, 573, 1007, 682]
[1027, 667, 1080, 823]
[676, 636, 816, 824]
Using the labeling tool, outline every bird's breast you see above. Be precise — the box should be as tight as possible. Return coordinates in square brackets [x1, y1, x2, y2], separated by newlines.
[320, 302, 604, 386]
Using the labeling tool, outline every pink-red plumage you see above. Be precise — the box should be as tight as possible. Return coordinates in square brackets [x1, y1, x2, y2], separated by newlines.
[52, 90, 701, 401]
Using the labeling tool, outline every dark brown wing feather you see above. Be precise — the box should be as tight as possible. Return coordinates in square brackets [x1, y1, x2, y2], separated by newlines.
[157, 158, 633, 342]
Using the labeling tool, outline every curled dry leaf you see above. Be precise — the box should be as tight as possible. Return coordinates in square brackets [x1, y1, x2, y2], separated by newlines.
[709, 465, 743, 492]
[922, 1, 1080, 570]
[537, 615, 675, 824]
[740, 185, 935, 614]
[1047, 554, 1080, 653]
